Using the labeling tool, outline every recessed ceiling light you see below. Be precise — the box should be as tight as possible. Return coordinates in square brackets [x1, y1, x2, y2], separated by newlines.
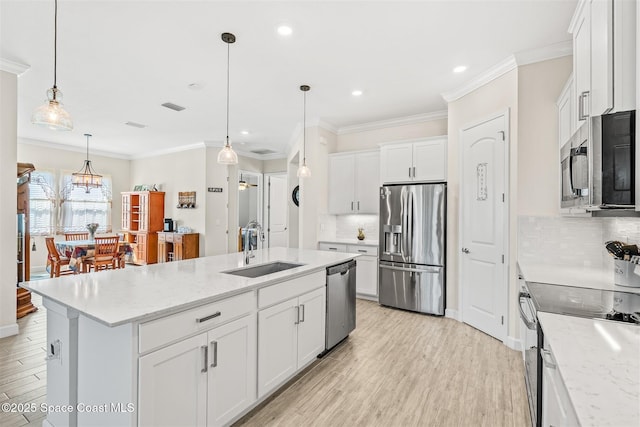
[241, 130, 250, 135]
[352, 90, 363, 96]
[453, 66, 467, 73]
[277, 26, 293, 36]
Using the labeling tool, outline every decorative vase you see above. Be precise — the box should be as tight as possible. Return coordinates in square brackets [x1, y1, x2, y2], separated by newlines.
[87, 223, 99, 240]
[357, 227, 365, 241]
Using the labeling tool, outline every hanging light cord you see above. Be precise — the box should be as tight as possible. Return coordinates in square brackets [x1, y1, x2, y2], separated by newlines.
[85, 135, 89, 161]
[303, 89, 306, 163]
[53, 0, 58, 91]
[225, 39, 230, 147]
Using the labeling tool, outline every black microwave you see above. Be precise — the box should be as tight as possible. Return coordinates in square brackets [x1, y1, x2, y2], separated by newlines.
[601, 110, 635, 206]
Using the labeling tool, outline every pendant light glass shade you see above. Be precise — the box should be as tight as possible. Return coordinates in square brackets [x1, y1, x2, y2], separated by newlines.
[32, 0, 73, 131]
[297, 162, 311, 178]
[297, 85, 311, 178]
[31, 87, 73, 131]
[217, 32, 238, 165]
[72, 134, 102, 193]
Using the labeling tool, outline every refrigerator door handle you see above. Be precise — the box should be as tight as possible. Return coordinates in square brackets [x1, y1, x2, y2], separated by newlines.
[379, 264, 441, 274]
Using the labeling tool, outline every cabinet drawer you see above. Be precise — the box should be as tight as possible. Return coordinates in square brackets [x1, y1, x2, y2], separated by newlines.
[165, 233, 174, 242]
[318, 243, 347, 252]
[139, 291, 256, 353]
[258, 271, 325, 309]
[346, 245, 378, 256]
[157, 233, 165, 242]
[174, 234, 182, 243]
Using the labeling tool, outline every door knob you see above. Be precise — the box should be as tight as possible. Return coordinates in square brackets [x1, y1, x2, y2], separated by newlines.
[461, 248, 470, 254]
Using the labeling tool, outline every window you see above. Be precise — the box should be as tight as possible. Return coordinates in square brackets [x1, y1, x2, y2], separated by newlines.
[29, 171, 56, 235]
[28, 170, 113, 235]
[59, 173, 113, 233]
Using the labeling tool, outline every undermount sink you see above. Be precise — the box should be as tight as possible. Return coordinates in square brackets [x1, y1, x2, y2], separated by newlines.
[222, 261, 305, 278]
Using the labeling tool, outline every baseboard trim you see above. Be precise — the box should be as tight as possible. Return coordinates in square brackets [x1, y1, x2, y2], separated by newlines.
[445, 308, 460, 321]
[356, 294, 378, 303]
[504, 336, 522, 352]
[0, 323, 19, 338]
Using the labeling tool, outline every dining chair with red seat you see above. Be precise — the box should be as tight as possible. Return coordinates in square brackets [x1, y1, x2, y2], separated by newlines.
[45, 237, 75, 278]
[82, 236, 120, 272]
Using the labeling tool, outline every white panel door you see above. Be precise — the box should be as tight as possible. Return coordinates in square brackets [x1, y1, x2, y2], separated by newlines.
[380, 143, 413, 183]
[574, 4, 591, 124]
[266, 174, 288, 248]
[355, 151, 380, 213]
[557, 79, 574, 147]
[257, 298, 298, 398]
[139, 334, 208, 427]
[460, 114, 506, 341]
[296, 287, 326, 367]
[355, 255, 378, 296]
[413, 138, 447, 182]
[208, 314, 257, 427]
[328, 155, 356, 214]
[590, 0, 614, 116]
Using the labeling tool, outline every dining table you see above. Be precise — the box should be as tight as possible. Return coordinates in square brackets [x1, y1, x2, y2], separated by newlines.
[55, 239, 132, 273]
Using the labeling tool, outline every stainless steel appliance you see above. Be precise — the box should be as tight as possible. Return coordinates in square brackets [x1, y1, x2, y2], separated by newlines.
[378, 183, 446, 315]
[518, 278, 640, 427]
[560, 111, 636, 211]
[163, 218, 175, 232]
[325, 260, 356, 350]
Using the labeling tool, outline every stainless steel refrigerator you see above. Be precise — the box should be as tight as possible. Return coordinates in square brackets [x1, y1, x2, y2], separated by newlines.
[378, 183, 446, 315]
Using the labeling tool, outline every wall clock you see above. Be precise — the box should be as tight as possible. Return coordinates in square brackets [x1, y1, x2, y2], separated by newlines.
[292, 185, 300, 207]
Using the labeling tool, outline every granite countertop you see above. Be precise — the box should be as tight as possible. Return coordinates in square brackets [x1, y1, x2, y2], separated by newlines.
[518, 261, 640, 295]
[22, 248, 358, 327]
[319, 238, 379, 246]
[537, 312, 640, 426]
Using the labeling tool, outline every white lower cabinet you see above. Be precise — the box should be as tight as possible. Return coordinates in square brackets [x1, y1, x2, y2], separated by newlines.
[258, 287, 326, 398]
[139, 314, 257, 427]
[355, 255, 378, 296]
[541, 341, 579, 427]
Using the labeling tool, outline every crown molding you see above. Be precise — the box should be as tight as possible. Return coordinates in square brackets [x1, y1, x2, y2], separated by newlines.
[337, 110, 448, 135]
[0, 58, 30, 76]
[129, 142, 207, 160]
[513, 40, 573, 66]
[18, 137, 132, 160]
[441, 56, 517, 103]
[309, 118, 338, 134]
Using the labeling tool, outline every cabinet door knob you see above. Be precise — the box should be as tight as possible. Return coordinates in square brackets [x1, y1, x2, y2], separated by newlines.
[461, 247, 470, 254]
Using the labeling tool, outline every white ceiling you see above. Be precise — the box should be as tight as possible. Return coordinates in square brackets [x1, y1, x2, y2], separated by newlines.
[1, 1, 577, 159]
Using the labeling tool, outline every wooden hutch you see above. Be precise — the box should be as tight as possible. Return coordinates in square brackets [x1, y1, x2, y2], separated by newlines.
[121, 191, 165, 265]
[17, 163, 37, 318]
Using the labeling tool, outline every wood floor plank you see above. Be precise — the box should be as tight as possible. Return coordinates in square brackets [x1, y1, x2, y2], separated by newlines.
[237, 299, 531, 427]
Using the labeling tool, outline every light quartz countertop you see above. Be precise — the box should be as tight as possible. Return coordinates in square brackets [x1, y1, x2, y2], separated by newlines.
[518, 262, 640, 295]
[537, 312, 640, 426]
[318, 238, 379, 246]
[22, 248, 357, 327]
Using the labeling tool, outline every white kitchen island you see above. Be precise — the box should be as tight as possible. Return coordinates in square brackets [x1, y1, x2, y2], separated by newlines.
[22, 248, 358, 427]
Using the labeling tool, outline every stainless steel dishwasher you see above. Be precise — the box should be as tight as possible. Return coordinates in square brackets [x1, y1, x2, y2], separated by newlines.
[325, 260, 357, 351]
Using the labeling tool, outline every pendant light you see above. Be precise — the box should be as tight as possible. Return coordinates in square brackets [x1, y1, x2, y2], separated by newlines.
[217, 32, 239, 165]
[31, 0, 73, 131]
[297, 85, 311, 178]
[72, 134, 102, 193]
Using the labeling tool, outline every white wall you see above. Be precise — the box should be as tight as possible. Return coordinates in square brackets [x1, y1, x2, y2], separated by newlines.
[18, 139, 131, 269]
[0, 70, 18, 337]
[336, 119, 448, 152]
[204, 147, 231, 256]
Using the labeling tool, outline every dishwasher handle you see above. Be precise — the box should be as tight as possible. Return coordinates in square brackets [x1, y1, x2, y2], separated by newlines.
[327, 259, 357, 276]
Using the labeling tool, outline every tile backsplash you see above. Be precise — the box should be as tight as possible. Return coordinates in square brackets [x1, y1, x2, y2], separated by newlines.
[518, 215, 640, 268]
[336, 214, 379, 241]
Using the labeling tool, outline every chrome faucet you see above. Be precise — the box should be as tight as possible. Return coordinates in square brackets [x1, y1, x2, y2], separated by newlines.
[244, 220, 265, 265]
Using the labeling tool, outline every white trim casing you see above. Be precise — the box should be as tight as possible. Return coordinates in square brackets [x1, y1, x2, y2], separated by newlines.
[0, 323, 19, 338]
[445, 308, 460, 321]
[504, 336, 522, 352]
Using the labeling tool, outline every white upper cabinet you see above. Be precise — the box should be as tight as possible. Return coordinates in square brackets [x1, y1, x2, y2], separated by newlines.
[557, 75, 575, 147]
[380, 137, 447, 184]
[328, 151, 380, 214]
[570, 0, 636, 121]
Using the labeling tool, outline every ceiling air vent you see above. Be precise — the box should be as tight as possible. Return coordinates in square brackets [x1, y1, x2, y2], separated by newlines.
[251, 149, 277, 155]
[161, 102, 186, 112]
[125, 121, 147, 128]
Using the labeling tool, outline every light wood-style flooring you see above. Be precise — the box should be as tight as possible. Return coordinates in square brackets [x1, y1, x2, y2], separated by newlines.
[0, 293, 47, 427]
[0, 296, 529, 427]
[237, 300, 530, 427]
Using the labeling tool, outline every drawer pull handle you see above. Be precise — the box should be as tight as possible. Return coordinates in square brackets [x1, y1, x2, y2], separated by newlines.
[358, 249, 367, 253]
[196, 311, 221, 323]
[328, 247, 338, 251]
